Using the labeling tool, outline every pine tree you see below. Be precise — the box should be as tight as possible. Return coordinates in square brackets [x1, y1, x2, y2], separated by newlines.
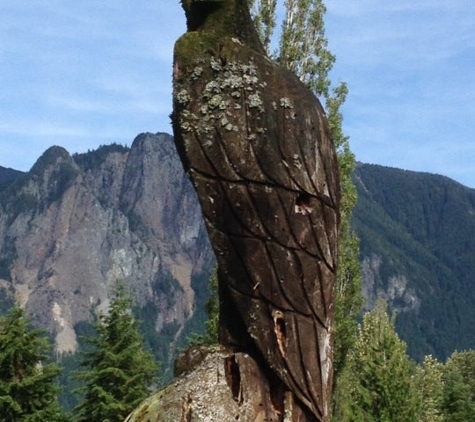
[203, 269, 219, 344]
[413, 355, 444, 422]
[72, 284, 159, 422]
[188, 267, 219, 347]
[248, 0, 363, 388]
[0, 306, 65, 422]
[442, 350, 475, 421]
[343, 300, 417, 422]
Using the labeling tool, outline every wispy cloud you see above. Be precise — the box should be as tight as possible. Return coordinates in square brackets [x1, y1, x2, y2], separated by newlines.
[0, 0, 182, 171]
[1, 0, 474, 187]
[324, 0, 475, 187]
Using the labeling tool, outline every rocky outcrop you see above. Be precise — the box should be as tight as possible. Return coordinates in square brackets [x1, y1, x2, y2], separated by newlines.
[361, 254, 420, 313]
[0, 133, 214, 355]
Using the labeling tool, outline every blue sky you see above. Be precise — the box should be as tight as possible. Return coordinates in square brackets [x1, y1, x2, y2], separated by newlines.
[1, 1, 474, 187]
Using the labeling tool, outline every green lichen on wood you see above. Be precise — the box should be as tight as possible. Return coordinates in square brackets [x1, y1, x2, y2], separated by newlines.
[173, 32, 218, 68]
[174, 39, 270, 147]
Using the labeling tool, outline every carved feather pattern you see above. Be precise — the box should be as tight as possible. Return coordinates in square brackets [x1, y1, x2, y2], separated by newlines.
[173, 20, 340, 422]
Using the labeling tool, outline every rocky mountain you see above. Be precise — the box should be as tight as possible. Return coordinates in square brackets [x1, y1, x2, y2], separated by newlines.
[1, 136, 474, 371]
[0, 133, 214, 364]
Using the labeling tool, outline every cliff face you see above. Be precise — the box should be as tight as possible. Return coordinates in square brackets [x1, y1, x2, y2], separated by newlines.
[2, 139, 475, 367]
[0, 133, 214, 355]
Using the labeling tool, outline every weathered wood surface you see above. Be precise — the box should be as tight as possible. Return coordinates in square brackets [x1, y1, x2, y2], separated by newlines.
[126, 347, 311, 422]
[171, 1, 340, 420]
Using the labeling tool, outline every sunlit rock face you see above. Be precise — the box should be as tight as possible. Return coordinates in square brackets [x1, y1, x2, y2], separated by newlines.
[0, 133, 214, 355]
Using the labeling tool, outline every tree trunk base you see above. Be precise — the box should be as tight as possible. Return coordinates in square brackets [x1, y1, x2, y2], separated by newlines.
[125, 346, 316, 421]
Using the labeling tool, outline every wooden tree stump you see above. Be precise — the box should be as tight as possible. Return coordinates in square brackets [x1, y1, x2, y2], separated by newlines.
[169, 1, 341, 420]
[126, 347, 314, 422]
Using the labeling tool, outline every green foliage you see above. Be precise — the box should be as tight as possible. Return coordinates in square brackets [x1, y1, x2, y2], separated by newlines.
[0, 239, 17, 283]
[134, 302, 172, 364]
[203, 269, 219, 344]
[134, 302, 179, 385]
[60, 285, 186, 412]
[341, 301, 418, 422]
[187, 267, 219, 347]
[248, 0, 277, 51]
[332, 226, 363, 376]
[72, 143, 129, 173]
[0, 286, 14, 314]
[413, 355, 445, 422]
[352, 164, 475, 361]
[0, 166, 23, 186]
[280, 0, 335, 98]
[0, 173, 40, 218]
[72, 284, 159, 422]
[0, 146, 81, 219]
[133, 270, 202, 384]
[0, 306, 66, 422]
[56, 352, 83, 414]
[442, 351, 475, 421]
[46, 161, 81, 205]
[30, 146, 71, 177]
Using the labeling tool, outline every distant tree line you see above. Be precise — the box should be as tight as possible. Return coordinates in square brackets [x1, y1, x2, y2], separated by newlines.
[332, 299, 475, 421]
[2, 281, 475, 421]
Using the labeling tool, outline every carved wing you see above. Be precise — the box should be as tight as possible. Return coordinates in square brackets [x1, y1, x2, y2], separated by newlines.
[173, 35, 340, 420]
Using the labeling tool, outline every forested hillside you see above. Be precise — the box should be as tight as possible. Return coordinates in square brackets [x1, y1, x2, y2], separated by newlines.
[0, 165, 23, 186]
[2, 145, 475, 393]
[0, 134, 215, 405]
[353, 163, 475, 361]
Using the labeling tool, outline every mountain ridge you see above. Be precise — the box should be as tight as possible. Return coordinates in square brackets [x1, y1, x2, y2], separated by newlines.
[0, 165, 24, 186]
[1, 138, 474, 364]
[0, 133, 214, 361]
[352, 162, 475, 360]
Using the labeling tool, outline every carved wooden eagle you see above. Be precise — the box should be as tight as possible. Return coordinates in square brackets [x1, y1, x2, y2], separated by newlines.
[172, 1, 340, 420]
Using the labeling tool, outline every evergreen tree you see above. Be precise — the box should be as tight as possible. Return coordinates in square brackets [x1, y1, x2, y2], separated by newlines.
[188, 267, 219, 346]
[442, 350, 475, 421]
[72, 284, 159, 422]
[413, 355, 444, 422]
[203, 269, 219, 344]
[343, 300, 417, 422]
[248, 0, 363, 389]
[0, 306, 65, 422]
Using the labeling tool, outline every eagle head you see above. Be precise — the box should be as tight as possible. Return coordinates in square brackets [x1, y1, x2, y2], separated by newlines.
[181, 0, 229, 31]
